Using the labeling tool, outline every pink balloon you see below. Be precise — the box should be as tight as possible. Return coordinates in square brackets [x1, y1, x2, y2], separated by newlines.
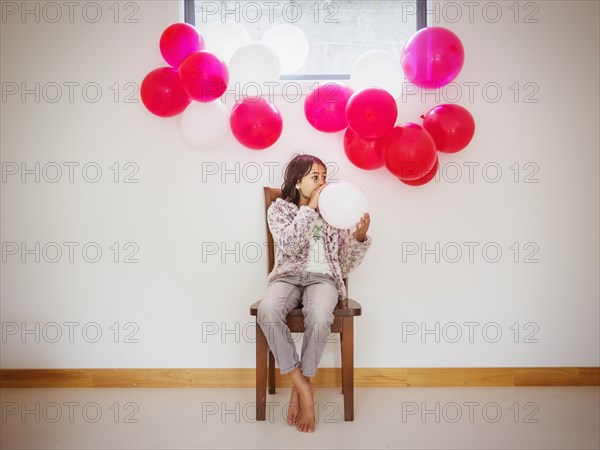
[140, 67, 191, 117]
[178, 51, 229, 102]
[383, 123, 437, 180]
[230, 97, 283, 150]
[401, 27, 464, 89]
[160, 23, 205, 68]
[421, 104, 475, 153]
[345, 87, 397, 139]
[304, 82, 353, 133]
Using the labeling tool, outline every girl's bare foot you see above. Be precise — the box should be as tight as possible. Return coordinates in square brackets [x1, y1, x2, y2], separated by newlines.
[295, 381, 316, 432]
[287, 385, 299, 425]
[286, 368, 317, 432]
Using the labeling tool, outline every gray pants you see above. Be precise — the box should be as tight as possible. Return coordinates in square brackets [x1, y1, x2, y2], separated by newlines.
[257, 270, 339, 377]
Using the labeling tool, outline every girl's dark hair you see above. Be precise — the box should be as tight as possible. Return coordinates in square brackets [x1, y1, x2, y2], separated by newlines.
[281, 153, 326, 206]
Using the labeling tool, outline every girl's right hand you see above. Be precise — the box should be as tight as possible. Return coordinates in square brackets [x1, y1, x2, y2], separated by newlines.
[308, 184, 327, 210]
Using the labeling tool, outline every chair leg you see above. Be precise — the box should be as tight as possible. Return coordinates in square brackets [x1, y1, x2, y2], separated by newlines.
[256, 320, 268, 421]
[268, 350, 276, 394]
[341, 316, 354, 421]
[339, 330, 345, 395]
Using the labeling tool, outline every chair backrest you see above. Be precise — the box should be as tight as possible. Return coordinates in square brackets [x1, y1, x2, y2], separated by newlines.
[263, 186, 348, 291]
[263, 186, 282, 274]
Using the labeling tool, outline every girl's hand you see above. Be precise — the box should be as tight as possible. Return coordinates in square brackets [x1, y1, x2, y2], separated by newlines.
[308, 184, 327, 210]
[353, 213, 370, 242]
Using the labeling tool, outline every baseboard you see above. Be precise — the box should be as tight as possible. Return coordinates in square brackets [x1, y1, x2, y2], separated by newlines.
[1, 367, 598, 388]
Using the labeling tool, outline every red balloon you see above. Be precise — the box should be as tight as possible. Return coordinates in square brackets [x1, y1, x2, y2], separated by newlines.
[421, 104, 475, 153]
[230, 97, 283, 150]
[383, 123, 437, 180]
[343, 127, 385, 170]
[140, 67, 191, 117]
[160, 23, 205, 68]
[401, 156, 439, 186]
[304, 82, 353, 132]
[178, 51, 229, 102]
[345, 87, 397, 139]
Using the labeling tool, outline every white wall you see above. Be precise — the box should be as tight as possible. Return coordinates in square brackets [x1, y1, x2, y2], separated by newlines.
[1, 0, 598, 369]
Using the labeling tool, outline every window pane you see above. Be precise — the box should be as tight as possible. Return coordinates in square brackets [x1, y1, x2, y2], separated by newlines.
[194, 0, 418, 79]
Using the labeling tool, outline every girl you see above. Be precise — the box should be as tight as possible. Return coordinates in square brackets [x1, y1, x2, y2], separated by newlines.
[257, 153, 372, 433]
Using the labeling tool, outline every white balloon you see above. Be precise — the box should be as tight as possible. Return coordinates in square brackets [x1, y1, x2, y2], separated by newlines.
[203, 22, 252, 64]
[180, 101, 229, 150]
[261, 24, 309, 74]
[318, 181, 369, 230]
[228, 43, 282, 89]
[350, 50, 404, 99]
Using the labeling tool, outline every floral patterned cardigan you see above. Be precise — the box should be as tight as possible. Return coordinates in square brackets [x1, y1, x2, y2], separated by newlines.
[266, 197, 372, 301]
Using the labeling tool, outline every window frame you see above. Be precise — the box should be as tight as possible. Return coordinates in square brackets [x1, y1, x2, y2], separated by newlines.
[185, 0, 427, 81]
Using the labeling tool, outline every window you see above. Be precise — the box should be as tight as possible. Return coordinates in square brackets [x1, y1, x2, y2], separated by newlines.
[187, 0, 426, 80]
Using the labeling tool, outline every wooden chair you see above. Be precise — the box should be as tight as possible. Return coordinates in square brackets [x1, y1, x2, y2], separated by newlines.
[250, 186, 362, 421]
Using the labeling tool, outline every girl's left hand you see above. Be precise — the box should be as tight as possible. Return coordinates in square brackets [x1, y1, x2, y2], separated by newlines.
[353, 212, 370, 242]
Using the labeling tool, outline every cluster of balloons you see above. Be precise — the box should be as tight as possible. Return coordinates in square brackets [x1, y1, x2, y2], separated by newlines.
[140, 23, 232, 149]
[140, 23, 475, 187]
[141, 22, 312, 151]
[304, 26, 475, 187]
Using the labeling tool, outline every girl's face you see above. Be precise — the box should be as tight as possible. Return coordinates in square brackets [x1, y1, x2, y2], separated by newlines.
[296, 163, 327, 202]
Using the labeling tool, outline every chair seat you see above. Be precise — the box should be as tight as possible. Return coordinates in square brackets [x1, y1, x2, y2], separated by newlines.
[251, 299, 361, 334]
[250, 299, 362, 317]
